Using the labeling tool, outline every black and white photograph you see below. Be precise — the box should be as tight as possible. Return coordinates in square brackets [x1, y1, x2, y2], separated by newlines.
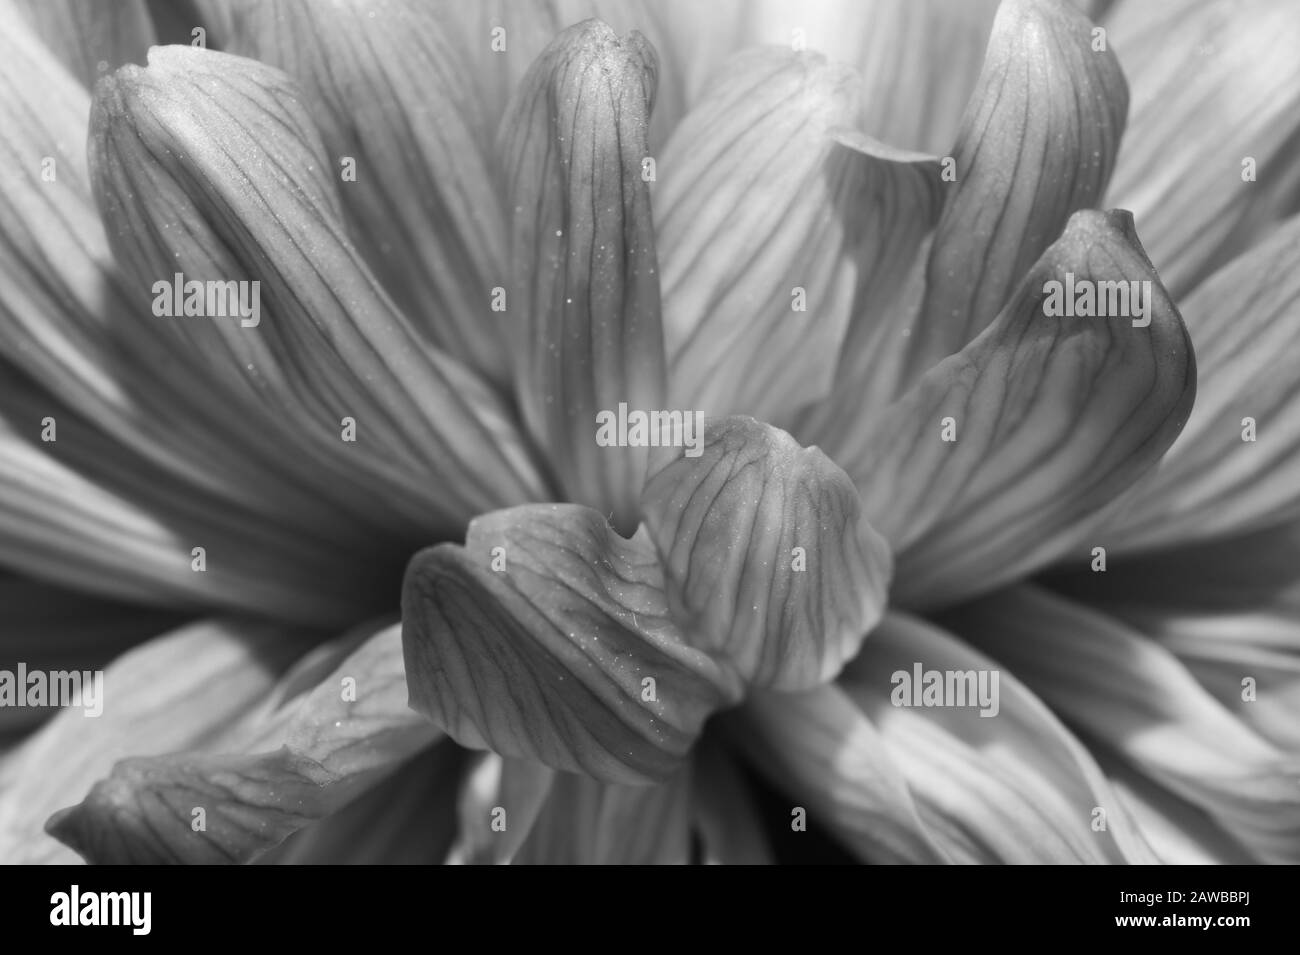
[0, 0, 1295, 907]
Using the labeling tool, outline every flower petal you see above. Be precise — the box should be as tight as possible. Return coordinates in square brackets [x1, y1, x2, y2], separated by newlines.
[10, 0, 155, 89]
[1103, 0, 1300, 296]
[0, 390, 397, 623]
[840, 611, 1157, 863]
[1096, 213, 1300, 550]
[454, 754, 692, 864]
[438, 1, 706, 153]
[259, 742, 464, 864]
[640, 416, 891, 690]
[216, 0, 511, 382]
[1101, 751, 1254, 865]
[729, 683, 948, 863]
[891, 0, 1128, 389]
[402, 504, 739, 785]
[953, 586, 1300, 864]
[745, 0, 1000, 154]
[449, 754, 556, 865]
[1048, 520, 1300, 752]
[501, 20, 665, 530]
[92, 46, 549, 535]
[844, 210, 1194, 609]
[45, 624, 439, 864]
[794, 136, 944, 439]
[0, 619, 312, 863]
[0, 17, 289, 511]
[657, 47, 942, 424]
[512, 769, 692, 864]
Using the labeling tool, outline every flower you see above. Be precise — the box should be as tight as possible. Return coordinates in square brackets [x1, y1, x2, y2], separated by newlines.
[0, 0, 1296, 864]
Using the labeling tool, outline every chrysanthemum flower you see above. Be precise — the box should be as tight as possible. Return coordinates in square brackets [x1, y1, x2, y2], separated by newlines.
[1, 0, 1296, 864]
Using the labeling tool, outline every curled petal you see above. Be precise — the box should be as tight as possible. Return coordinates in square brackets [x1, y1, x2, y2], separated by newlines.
[1098, 213, 1300, 550]
[46, 625, 439, 864]
[658, 48, 942, 424]
[640, 416, 891, 690]
[893, 0, 1128, 387]
[0, 620, 313, 863]
[92, 46, 548, 536]
[402, 504, 739, 785]
[501, 20, 665, 529]
[846, 210, 1194, 608]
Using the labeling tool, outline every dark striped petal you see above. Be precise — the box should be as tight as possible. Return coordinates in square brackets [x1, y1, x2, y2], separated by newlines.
[0, 620, 313, 863]
[45, 624, 438, 864]
[892, 0, 1128, 389]
[91, 47, 549, 536]
[402, 504, 739, 785]
[640, 416, 891, 690]
[1096, 212, 1300, 550]
[217, 0, 511, 382]
[657, 48, 942, 426]
[846, 210, 1194, 609]
[501, 20, 665, 530]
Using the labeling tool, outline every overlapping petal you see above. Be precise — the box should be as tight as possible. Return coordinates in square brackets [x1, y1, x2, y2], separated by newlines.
[842, 612, 1157, 863]
[743, 0, 999, 154]
[889, 0, 1128, 389]
[45, 624, 439, 863]
[258, 743, 464, 864]
[1103, 0, 1300, 295]
[737, 611, 1155, 863]
[657, 47, 942, 425]
[953, 587, 1300, 864]
[840, 210, 1194, 608]
[92, 46, 548, 536]
[10, 0, 154, 89]
[640, 416, 890, 689]
[731, 683, 948, 863]
[1048, 520, 1300, 753]
[0, 620, 313, 863]
[402, 504, 738, 785]
[1097, 213, 1300, 550]
[215, 0, 511, 381]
